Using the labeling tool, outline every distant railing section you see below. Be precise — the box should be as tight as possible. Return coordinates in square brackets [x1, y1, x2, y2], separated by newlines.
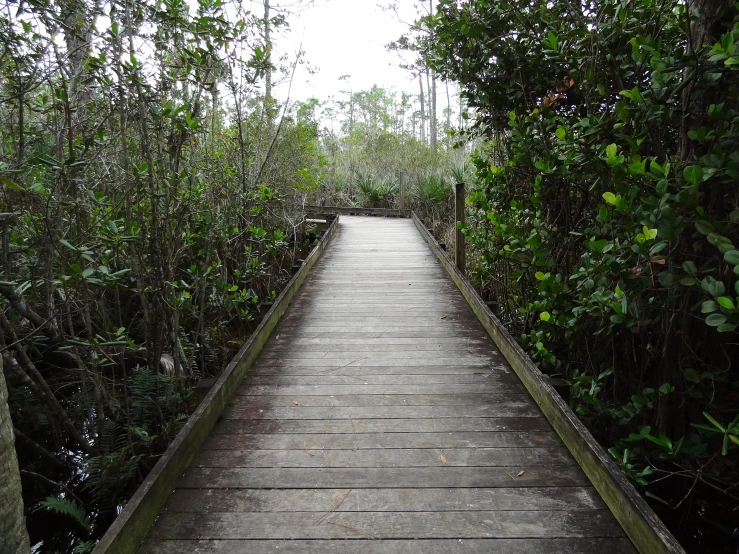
[304, 205, 411, 218]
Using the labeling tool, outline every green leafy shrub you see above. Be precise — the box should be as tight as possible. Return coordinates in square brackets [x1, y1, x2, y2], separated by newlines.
[423, 0, 739, 538]
[355, 173, 398, 207]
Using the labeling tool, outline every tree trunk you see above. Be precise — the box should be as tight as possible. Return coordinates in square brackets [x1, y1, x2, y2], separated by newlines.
[430, 70, 437, 149]
[59, 0, 95, 104]
[263, 0, 272, 104]
[0, 357, 30, 554]
[445, 81, 451, 137]
[418, 74, 426, 144]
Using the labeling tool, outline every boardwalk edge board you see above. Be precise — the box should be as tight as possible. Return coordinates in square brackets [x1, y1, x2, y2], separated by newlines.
[304, 204, 411, 218]
[92, 216, 340, 554]
[411, 212, 685, 554]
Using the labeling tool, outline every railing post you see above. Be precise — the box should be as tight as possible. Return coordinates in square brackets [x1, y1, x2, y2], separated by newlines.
[399, 172, 405, 210]
[455, 182, 465, 274]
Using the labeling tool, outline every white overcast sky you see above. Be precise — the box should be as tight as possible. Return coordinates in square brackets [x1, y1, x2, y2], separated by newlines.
[256, 0, 428, 102]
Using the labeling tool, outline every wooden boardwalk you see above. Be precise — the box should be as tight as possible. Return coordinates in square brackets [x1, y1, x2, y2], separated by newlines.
[140, 216, 636, 553]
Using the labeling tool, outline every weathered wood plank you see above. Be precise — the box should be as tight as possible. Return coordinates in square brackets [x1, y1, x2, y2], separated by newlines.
[265, 335, 488, 342]
[220, 404, 541, 420]
[202, 431, 561, 450]
[139, 538, 636, 554]
[164, 486, 605, 512]
[180, 466, 591, 489]
[251, 357, 507, 367]
[213, 416, 551, 434]
[242, 374, 516, 386]
[146, 510, 625, 540]
[248, 365, 501, 375]
[192, 447, 575, 468]
[235, 384, 527, 395]
[226, 392, 528, 408]
[271, 327, 487, 337]
[256, 347, 500, 357]
[278, 316, 483, 326]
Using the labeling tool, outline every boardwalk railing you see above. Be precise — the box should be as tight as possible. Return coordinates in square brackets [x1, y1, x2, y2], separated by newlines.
[412, 212, 684, 554]
[304, 205, 411, 218]
[92, 216, 340, 554]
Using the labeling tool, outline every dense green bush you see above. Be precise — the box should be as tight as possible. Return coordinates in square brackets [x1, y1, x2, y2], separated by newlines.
[0, 0, 323, 549]
[424, 0, 739, 546]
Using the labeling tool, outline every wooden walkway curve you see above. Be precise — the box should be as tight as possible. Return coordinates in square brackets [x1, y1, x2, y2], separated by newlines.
[140, 216, 636, 553]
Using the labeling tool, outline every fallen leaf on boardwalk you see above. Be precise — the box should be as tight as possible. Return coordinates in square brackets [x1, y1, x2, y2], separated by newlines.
[440, 455, 447, 465]
[293, 401, 299, 405]
[517, 470, 525, 477]
[276, 335, 280, 340]
[440, 316, 447, 320]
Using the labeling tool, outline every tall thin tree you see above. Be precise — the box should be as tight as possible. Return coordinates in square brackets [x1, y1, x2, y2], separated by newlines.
[0, 358, 30, 554]
[418, 73, 426, 144]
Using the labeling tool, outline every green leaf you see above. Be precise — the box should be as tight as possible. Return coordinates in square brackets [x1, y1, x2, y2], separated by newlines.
[717, 323, 738, 332]
[643, 226, 658, 240]
[555, 127, 566, 140]
[717, 297, 735, 309]
[683, 367, 701, 383]
[702, 277, 726, 297]
[683, 165, 703, 186]
[535, 271, 546, 280]
[540, 311, 551, 322]
[683, 261, 698, 275]
[547, 31, 557, 50]
[695, 220, 714, 235]
[645, 491, 670, 506]
[724, 250, 739, 265]
[38, 497, 91, 532]
[701, 300, 719, 313]
[658, 272, 674, 287]
[602, 192, 617, 205]
[59, 239, 76, 251]
[703, 412, 727, 433]
[606, 144, 618, 159]
[706, 313, 728, 326]
[1, 176, 25, 191]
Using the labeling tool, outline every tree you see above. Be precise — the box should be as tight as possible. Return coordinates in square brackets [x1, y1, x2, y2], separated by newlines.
[385, 0, 438, 146]
[263, 0, 273, 103]
[0, 357, 30, 554]
[418, 74, 426, 143]
[0, 0, 326, 548]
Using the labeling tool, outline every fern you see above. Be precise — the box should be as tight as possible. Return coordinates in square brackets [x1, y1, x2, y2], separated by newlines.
[415, 174, 451, 204]
[85, 447, 140, 504]
[130, 366, 157, 429]
[73, 541, 95, 553]
[450, 162, 468, 185]
[38, 497, 92, 533]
